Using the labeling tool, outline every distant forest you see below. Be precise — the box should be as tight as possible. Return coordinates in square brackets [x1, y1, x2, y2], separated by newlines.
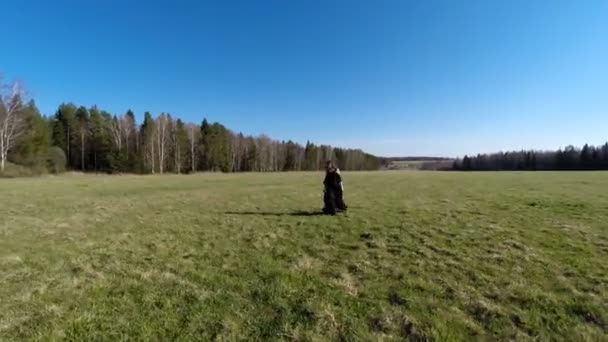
[0, 77, 381, 175]
[383, 156, 451, 162]
[5, 77, 607, 176]
[452, 144, 608, 171]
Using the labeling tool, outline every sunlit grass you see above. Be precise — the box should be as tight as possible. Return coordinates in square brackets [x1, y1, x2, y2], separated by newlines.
[1, 172, 607, 340]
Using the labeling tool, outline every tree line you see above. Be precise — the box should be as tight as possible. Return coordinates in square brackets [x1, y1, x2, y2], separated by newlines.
[452, 144, 608, 171]
[1, 77, 381, 175]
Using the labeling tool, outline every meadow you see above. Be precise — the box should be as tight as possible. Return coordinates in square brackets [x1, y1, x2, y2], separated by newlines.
[1, 172, 607, 341]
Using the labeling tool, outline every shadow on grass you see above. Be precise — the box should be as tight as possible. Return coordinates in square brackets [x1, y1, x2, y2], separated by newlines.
[224, 210, 326, 217]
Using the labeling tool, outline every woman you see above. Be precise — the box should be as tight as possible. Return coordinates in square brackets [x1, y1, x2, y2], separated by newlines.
[323, 160, 347, 214]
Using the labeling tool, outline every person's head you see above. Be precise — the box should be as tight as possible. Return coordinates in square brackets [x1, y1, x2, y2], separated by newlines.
[326, 160, 336, 172]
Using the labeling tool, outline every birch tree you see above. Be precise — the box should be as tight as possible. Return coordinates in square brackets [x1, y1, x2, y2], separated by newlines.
[186, 123, 200, 172]
[123, 110, 136, 163]
[109, 115, 124, 152]
[156, 113, 169, 174]
[0, 78, 26, 172]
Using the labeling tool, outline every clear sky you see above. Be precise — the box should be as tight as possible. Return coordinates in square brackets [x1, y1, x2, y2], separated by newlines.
[3, 0, 607, 157]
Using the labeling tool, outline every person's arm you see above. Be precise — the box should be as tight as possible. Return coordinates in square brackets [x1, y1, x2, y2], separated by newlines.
[335, 170, 344, 191]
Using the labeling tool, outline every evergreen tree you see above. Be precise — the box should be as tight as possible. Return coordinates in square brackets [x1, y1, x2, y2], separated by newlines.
[174, 119, 189, 173]
[125, 109, 138, 171]
[11, 100, 52, 171]
[199, 119, 210, 170]
[591, 147, 600, 170]
[51, 103, 77, 168]
[141, 111, 156, 173]
[75, 106, 89, 171]
[88, 106, 111, 171]
[580, 144, 591, 170]
[6, 97, 384, 173]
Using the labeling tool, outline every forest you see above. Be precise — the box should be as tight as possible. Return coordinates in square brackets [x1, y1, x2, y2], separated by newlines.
[453, 144, 608, 171]
[4, 76, 607, 175]
[0, 77, 381, 175]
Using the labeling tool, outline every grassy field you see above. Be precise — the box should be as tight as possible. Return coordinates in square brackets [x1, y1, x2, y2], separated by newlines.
[384, 160, 453, 171]
[1, 172, 607, 341]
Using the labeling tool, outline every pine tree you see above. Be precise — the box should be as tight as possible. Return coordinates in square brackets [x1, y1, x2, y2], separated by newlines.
[580, 144, 591, 170]
[125, 109, 137, 171]
[75, 106, 89, 171]
[89, 106, 110, 171]
[199, 119, 210, 170]
[51, 103, 77, 169]
[9, 100, 52, 171]
[141, 112, 156, 173]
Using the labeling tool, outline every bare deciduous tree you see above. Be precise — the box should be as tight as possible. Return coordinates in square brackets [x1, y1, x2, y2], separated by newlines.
[0, 77, 26, 172]
[172, 119, 179, 173]
[187, 123, 200, 172]
[109, 115, 124, 152]
[123, 114, 136, 159]
[150, 132, 155, 173]
[156, 113, 169, 174]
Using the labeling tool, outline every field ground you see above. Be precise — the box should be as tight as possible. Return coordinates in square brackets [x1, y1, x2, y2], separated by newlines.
[1, 172, 607, 340]
[384, 160, 453, 171]
[386, 160, 428, 170]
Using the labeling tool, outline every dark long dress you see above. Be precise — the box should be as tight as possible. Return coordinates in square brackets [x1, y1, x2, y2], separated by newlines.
[323, 171, 347, 213]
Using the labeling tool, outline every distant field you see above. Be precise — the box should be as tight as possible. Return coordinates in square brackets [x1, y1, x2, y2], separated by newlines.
[390, 160, 428, 168]
[385, 160, 454, 170]
[1, 172, 607, 340]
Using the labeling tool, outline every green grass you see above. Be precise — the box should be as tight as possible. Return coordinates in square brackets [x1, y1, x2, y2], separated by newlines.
[1, 172, 607, 341]
[387, 160, 427, 170]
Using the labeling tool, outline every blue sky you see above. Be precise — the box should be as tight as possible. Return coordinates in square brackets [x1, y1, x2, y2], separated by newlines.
[3, 0, 607, 157]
